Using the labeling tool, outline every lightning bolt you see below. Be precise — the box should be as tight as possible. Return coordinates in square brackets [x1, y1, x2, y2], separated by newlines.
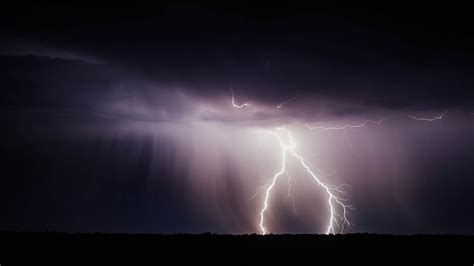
[304, 112, 447, 153]
[230, 89, 251, 108]
[284, 171, 297, 214]
[238, 94, 447, 234]
[304, 111, 447, 132]
[304, 116, 399, 153]
[304, 115, 399, 131]
[408, 111, 447, 121]
[259, 127, 352, 235]
[276, 97, 297, 109]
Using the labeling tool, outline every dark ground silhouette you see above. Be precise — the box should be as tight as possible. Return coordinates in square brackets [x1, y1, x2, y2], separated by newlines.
[0, 231, 473, 262]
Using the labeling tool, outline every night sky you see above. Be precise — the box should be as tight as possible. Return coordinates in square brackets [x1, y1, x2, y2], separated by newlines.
[1, 2, 474, 234]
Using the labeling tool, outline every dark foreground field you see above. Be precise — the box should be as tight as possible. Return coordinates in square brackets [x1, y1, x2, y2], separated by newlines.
[1, 231, 473, 262]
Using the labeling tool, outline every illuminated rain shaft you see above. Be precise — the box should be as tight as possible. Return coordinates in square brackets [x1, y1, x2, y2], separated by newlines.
[258, 127, 353, 235]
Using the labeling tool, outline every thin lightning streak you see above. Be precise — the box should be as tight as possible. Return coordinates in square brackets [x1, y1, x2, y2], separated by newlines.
[277, 97, 297, 109]
[251, 171, 297, 215]
[304, 111, 448, 130]
[250, 183, 270, 201]
[305, 112, 447, 151]
[305, 116, 399, 153]
[305, 115, 399, 131]
[250, 177, 277, 201]
[259, 130, 287, 235]
[230, 89, 251, 108]
[284, 171, 297, 214]
[259, 127, 352, 235]
[408, 111, 447, 121]
[282, 127, 352, 234]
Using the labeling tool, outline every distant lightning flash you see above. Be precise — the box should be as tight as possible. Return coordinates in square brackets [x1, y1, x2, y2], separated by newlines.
[259, 127, 352, 235]
[305, 115, 399, 131]
[277, 97, 297, 109]
[230, 89, 251, 108]
[408, 111, 447, 121]
[304, 116, 399, 153]
[304, 112, 447, 132]
[304, 112, 446, 152]
[285, 171, 298, 214]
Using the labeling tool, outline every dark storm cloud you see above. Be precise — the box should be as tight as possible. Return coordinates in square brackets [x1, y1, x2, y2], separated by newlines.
[0, 38, 104, 64]
[1, 2, 474, 235]
[2, 3, 473, 111]
[0, 54, 197, 124]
